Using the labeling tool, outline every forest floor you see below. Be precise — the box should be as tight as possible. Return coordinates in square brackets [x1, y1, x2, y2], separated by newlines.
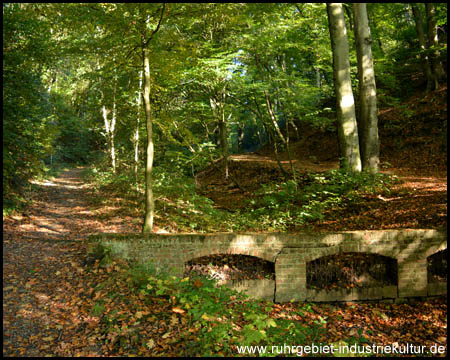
[3, 87, 447, 356]
[3, 167, 447, 356]
[196, 153, 447, 231]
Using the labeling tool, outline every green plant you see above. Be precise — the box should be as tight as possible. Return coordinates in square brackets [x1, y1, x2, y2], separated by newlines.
[92, 301, 106, 317]
[232, 169, 398, 232]
[128, 260, 325, 356]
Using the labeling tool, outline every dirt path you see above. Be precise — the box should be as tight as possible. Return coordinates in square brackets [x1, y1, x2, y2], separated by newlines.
[3, 168, 106, 356]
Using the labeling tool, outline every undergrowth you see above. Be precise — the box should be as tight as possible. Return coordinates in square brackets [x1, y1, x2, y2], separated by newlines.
[230, 170, 399, 231]
[83, 161, 399, 233]
[83, 163, 229, 232]
[92, 258, 328, 356]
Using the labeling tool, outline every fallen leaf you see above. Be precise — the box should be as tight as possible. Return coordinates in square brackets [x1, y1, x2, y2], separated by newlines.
[172, 307, 185, 314]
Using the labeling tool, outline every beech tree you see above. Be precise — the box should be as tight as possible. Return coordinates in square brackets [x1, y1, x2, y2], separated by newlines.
[411, 4, 437, 93]
[353, 3, 379, 173]
[425, 3, 446, 83]
[140, 4, 166, 234]
[327, 3, 361, 173]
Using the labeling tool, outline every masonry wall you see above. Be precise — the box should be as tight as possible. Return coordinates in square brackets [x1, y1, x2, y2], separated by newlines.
[88, 229, 447, 302]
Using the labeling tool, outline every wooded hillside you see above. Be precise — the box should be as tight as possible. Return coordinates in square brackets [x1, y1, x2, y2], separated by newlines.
[3, 3, 447, 357]
[4, 3, 447, 232]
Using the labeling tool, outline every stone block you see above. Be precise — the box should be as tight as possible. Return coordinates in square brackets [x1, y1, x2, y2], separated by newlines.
[222, 279, 275, 301]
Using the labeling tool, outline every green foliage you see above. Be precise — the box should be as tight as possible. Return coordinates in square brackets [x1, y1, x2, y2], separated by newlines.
[85, 153, 399, 233]
[3, 4, 53, 209]
[84, 161, 231, 232]
[50, 94, 100, 165]
[234, 170, 398, 231]
[130, 261, 324, 356]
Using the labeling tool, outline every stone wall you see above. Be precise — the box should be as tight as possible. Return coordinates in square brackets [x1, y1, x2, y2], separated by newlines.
[87, 229, 447, 302]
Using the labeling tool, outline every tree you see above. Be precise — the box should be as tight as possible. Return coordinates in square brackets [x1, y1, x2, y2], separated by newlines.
[425, 3, 446, 83]
[411, 4, 437, 93]
[327, 3, 361, 173]
[353, 3, 379, 173]
[100, 74, 118, 173]
[3, 4, 55, 203]
[141, 4, 166, 234]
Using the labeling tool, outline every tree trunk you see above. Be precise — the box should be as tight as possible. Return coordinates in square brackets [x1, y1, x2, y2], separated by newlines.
[142, 47, 154, 234]
[411, 4, 436, 93]
[268, 127, 289, 179]
[343, 3, 353, 31]
[354, 3, 380, 173]
[315, 67, 321, 89]
[425, 3, 445, 82]
[327, 3, 361, 173]
[210, 95, 229, 179]
[137, 4, 165, 234]
[111, 76, 117, 173]
[101, 105, 116, 173]
[367, 8, 385, 56]
[264, 89, 285, 143]
[237, 124, 244, 153]
[134, 70, 142, 184]
[264, 89, 296, 180]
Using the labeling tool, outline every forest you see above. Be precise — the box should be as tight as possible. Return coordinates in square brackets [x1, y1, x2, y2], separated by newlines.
[3, 3, 447, 357]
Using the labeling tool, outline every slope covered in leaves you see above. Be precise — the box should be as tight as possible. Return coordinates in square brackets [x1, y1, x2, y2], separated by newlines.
[196, 86, 447, 232]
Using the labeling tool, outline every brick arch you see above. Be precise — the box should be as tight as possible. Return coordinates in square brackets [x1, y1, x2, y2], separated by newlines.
[182, 246, 276, 265]
[424, 244, 447, 259]
[303, 247, 399, 268]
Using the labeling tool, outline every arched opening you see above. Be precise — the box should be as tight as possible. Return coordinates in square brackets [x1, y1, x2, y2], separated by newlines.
[307, 252, 398, 291]
[184, 254, 275, 285]
[427, 249, 447, 284]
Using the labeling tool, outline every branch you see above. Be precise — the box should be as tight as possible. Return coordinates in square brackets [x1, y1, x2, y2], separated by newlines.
[144, 3, 166, 48]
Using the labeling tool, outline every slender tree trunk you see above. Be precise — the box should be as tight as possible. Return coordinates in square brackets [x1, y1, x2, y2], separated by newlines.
[101, 105, 116, 172]
[412, 4, 436, 93]
[367, 9, 385, 56]
[264, 90, 285, 143]
[237, 124, 244, 153]
[327, 3, 361, 173]
[210, 95, 229, 179]
[315, 67, 321, 89]
[219, 100, 229, 179]
[101, 105, 110, 156]
[139, 3, 165, 234]
[354, 3, 380, 173]
[285, 111, 297, 184]
[264, 90, 296, 179]
[251, 99, 265, 146]
[343, 3, 353, 31]
[100, 82, 116, 173]
[135, 71, 143, 184]
[403, 3, 415, 25]
[425, 3, 445, 82]
[142, 47, 154, 233]
[269, 127, 289, 179]
[110, 76, 117, 173]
